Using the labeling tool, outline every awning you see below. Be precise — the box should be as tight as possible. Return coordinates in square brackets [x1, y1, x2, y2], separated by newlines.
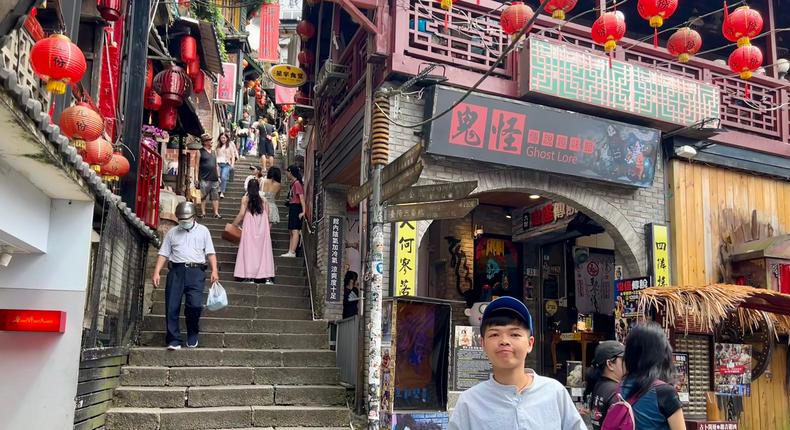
[638, 284, 790, 336]
[177, 98, 205, 137]
[173, 17, 223, 76]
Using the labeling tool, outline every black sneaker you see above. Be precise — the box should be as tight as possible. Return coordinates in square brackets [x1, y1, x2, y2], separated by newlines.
[187, 335, 199, 348]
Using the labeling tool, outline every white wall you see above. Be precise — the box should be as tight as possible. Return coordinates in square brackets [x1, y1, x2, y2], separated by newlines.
[0, 159, 50, 252]
[0, 198, 93, 428]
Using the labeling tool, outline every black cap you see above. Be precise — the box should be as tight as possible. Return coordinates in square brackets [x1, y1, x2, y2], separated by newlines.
[481, 296, 533, 332]
[592, 341, 625, 367]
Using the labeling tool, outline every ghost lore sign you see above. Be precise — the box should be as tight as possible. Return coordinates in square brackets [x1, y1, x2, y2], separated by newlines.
[423, 86, 661, 188]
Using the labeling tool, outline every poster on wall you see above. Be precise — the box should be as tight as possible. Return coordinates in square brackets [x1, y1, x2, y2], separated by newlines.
[391, 412, 449, 430]
[453, 326, 491, 390]
[394, 221, 418, 296]
[714, 343, 752, 396]
[573, 247, 615, 315]
[613, 277, 651, 342]
[473, 235, 523, 302]
[673, 353, 690, 404]
[566, 360, 585, 398]
[381, 300, 395, 428]
[215, 62, 237, 104]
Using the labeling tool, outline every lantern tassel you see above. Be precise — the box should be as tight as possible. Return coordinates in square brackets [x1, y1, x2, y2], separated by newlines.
[609, 51, 613, 69]
[444, 11, 448, 30]
[653, 28, 658, 48]
[745, 81, 750, 99]
[723, 1, 729, 23]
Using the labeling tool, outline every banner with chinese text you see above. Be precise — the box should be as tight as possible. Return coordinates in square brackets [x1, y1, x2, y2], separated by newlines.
[215, 62, 237, 104]
[258, 3, 280, 61]
[325, 216, 344, 302]
[647, 223, 671, 286]
[394, 221, 417, 296]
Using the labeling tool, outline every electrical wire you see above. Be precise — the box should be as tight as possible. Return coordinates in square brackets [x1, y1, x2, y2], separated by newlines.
[377, 0, 554, 129]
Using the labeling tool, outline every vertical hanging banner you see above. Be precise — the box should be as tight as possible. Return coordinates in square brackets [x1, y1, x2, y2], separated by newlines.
[215, 62, 237, 104]
[647, 223, 671, 286]
[394, 221, 417, 296]
[258, 3, 281, 61]
[326, 216, 344, 302]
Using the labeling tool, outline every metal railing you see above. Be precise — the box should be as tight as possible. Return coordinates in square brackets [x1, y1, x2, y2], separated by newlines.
[334, 315, 360, 386]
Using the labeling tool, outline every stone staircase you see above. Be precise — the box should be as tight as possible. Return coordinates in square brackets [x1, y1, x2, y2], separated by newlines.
[106, 159, 352, 430]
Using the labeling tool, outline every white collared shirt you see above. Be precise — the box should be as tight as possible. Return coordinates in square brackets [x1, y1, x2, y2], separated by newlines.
[158, 223, 215, 263]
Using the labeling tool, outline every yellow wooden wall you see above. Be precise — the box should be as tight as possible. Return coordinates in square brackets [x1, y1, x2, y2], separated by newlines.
[668, 160, 790, 429]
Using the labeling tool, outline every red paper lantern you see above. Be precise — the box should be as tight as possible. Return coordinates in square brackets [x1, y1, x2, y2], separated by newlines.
[153, 65, 190, 107]
[191, 71, 205, 94]
[186, 59, 201, 77]
[158, 105, 178, 131]
[591, 11, 626, 53]
[667, 27, 702, 63]
[98, 0, 122, 22]
[500, 2, 535, 38]
[30, 34, 87, 94]
[298, 50, 315, 67]
[60, 103, 104, 150]
[296, 20, 316, 41]
[544, 0, 577, 20]
[289, 125, 304, 139]
[181, 35, 198, 63]
[83, 137, 114, 172]
[637, 0, 678, 46]
[145, 60, 154, 93]
[723, 5, 763, 48]
[101, 151, 130, 182]
[144, 90, 162, 111]
[729, 44, 763, 80]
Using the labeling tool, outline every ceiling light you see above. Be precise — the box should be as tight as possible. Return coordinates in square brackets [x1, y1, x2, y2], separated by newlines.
[505, 214, 512, 219]
[529, 194, 540, 200]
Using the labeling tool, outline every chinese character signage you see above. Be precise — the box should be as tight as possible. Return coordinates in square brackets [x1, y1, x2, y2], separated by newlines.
[326, 216, 344, 303]
[268, 64, 307, 88]
[697, 422, 738, 430]
[574, 247, 615, 315]
[258, 3, 280, 61]
[673, 353, 690, 405]
[647, 223, 671, 287]
[394, 221, 417, 297]
[526, 36, 720, 127]
[512, 201, 578, 241]
[714, 343, 751, 396]
[424, 86, 661, 188]
[614, 276, 651, 342]
[215, 62, 237, 104]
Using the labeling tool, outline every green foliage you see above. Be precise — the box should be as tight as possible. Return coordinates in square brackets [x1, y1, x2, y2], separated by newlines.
[190, 1, 229, 61]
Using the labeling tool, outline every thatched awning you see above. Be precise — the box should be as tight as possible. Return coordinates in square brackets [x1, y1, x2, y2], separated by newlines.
[638, 284, 790, 336]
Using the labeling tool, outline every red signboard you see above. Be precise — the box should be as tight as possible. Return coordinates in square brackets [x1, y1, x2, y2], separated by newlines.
[258, 4, 280, 61]
[215, 62, 237, 104]
[0, 309, 66, 333]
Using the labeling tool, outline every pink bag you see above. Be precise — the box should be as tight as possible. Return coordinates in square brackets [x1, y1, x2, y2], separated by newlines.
[601, 380, 664, 430]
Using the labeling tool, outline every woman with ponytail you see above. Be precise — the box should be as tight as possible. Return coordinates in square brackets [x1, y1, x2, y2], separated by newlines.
[586, 341, 626, 430]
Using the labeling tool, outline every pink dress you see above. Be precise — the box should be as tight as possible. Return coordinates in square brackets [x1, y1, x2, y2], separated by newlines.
[233, 207, 275, 279]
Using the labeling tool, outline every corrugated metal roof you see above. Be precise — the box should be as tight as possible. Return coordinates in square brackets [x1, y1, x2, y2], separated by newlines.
[175, 17, 224, 76]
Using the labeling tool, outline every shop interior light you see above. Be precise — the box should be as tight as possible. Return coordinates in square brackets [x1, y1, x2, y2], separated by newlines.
[529, 194, 541, 200]
[474, 225, 484, 239]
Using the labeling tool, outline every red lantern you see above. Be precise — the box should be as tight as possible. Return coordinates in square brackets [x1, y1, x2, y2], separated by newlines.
[83, 138, 114, 172]
[296, 20, 316, 41]
[30, 34, 87, 94]
[97, 0, 122, 22]
[544, 0, 577, 21]
[186, 59, 201, 77]
[723, 5, 763, 48]
[191, 71, 205, 94]
[729, 44, 762, 80]
[60, 103, 104, 150]
[637, 0, 678, 47]
[667, 27, 702, 63]
[500, 2, 535, 38]
[298, 50, 315, 67]
[101, 151, 130, 182]
[144, 90, 162, 111]
[158, 105, 178, 131]
[145, 60, 154, 93]
[289, 125, 303, 139]
[153, 65, 190, 107]
[591, 11, 626, 53]
[181, 35, 198, 63]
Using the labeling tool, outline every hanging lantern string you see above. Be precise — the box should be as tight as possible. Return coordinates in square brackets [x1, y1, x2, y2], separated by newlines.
[103, 27, 121, 145]
[620, 0, 746, 52]
[538, 0, 631, 37]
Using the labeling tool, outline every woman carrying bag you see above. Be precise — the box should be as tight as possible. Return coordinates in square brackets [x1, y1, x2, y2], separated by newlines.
[282, 165, 305, 258]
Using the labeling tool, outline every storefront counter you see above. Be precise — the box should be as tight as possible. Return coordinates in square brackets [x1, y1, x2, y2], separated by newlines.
[550, 331, 606, 373]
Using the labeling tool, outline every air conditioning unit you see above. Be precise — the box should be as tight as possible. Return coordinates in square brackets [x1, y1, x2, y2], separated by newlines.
[314, 60, 349, 98]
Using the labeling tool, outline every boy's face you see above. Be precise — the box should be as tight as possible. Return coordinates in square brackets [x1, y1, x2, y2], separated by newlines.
[481, 322, 534, 370]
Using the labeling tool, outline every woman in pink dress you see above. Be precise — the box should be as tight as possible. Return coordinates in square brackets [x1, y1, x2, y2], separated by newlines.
[231, 179, 275, 284]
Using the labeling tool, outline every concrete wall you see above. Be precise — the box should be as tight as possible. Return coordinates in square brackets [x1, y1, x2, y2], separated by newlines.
[0, 191, 93, 428]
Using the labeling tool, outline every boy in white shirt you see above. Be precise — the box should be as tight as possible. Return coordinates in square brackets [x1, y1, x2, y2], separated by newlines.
[450, 296, 586, 430]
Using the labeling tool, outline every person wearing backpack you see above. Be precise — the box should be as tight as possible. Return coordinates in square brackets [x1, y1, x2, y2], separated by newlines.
[586, 341, 626, 429]
[449, 297, 586, 430]
[601, 322, 686, 430]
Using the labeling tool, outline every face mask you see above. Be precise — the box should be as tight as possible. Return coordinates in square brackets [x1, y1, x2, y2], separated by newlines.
[179, 219, 195, 230]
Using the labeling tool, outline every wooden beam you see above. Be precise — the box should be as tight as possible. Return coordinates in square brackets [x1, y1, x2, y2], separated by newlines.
[327, 0, 379, 35]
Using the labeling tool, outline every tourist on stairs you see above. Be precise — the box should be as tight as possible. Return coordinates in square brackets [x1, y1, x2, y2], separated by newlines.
[232, 179, 275, 284]
[261, 166, 282, 226]
[198, 134, 222, 219]
[216, 133, 236, 199]
[282, 165, 305, 258]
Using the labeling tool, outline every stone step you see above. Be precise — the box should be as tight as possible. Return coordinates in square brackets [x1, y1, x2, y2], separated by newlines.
[113, 384, 345, 408]
[212, 251, 304, 265]
[128, 347, 336, 368]
[216, 272, 305, 286]
[120, 366, 341, 387]
[149, 303, 312, 320]
[105, 405, 350, 430]
[139, 331, 328, 349]
[152, 294, 310, 312]
[207, 263, 305, 278]
[141, 316, 326, 334]
[151, 285, 309, 303]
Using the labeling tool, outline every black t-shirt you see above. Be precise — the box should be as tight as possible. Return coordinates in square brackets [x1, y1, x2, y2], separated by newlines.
[257, 123, 274, 144]
[589, 377, 619, 430]
[199, 148, 219, 181]
[343, 287, 360, 319]
[238, 118, 251, 136]
[622, 379, 683, 430]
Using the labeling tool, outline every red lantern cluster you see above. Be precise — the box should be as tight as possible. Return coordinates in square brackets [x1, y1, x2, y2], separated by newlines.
[666, 27, 702, 63]
[30, 34, 87, 94]
[296, 20, 316, 41]
[723, 5, 763, 48]
[637, 0, 678, 47]
[60, 103, 104, 150]
[98, 0, 122, 22]
[544, 0, 577, 20]
[101, 151, 130, 182]
[83, 137, 114, 172]
[591, 11, 626, 54]
[500, 2, 535, 38]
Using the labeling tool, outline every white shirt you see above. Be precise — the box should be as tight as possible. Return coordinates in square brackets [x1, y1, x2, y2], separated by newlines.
[449, 371, 586, 430]
[158, 223, 215, 263]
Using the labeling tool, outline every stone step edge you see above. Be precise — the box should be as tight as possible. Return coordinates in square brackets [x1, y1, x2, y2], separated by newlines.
[116, 384, 346, 391]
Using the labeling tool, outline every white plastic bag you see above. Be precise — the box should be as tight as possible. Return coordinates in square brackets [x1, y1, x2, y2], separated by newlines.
[206, 281, 228, 311]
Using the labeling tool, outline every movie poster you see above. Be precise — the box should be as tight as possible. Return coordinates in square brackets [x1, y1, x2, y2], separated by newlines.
[453, 326, 490, 390]
[392, 412, 449, 430]
[473, 235, 523, 302]
[574, 247, 615, 315]
[714, 343, 752, 396]
[673, 353, 690, 404]
[613, 277, 651, 343]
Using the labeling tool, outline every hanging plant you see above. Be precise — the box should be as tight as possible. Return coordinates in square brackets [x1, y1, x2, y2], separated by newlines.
[190, 1, 229, 61]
